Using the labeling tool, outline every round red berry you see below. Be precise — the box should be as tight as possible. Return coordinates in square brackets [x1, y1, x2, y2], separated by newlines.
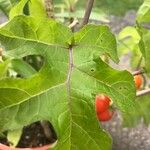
[97, 110, 113, 121]
[95, 94, 110, 114]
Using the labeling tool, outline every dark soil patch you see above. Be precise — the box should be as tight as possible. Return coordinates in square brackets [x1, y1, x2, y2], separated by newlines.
[0, 121, 57, 148]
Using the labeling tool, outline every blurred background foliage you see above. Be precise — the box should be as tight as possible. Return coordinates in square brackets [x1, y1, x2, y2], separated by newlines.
[0, 0, 143, 18]
[54, 0, 143, 16]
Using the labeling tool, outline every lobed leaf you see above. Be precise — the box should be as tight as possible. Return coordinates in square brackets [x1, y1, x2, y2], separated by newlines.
[0, 16, 136, 150]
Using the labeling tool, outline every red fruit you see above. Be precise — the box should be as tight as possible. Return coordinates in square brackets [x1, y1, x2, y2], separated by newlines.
[97, 110, 113, 121]
[95, 94, 110, 114]
[134, 75, 143, 89]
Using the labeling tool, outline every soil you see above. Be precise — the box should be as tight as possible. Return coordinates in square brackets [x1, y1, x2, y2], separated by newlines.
[0, 121, 57, 148]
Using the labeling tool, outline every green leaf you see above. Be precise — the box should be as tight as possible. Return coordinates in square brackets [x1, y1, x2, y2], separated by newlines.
[117, 26, 143, 70]
[137, 27, 150, 77]
[118, 26, 140, 56]
[0, 60, 10, 79]
[123, 93, 150, 127]
[7, 128, 22, 147]
[10, 59, 37, 78]
[137, 0, 150, 23]
[0, 16, 136, 149]
[74, 24, 119, 63]
[0, 0, 19, 17]
[136, 0, 150, 76]
[28, 0, 47, 18]
[9, 0, 29, 19]
[9, 0, 47, 19]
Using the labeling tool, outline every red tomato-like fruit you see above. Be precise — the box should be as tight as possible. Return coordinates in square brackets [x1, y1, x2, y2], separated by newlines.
[134, 75, 143, 89]
[97, 110, 113, 121]
[95, 95, 110, 114]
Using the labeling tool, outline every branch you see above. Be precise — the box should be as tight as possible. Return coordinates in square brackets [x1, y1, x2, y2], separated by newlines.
[136, 88, 150, 97]
[80, 0, 95, 28]
[68, 18, 79, 29]
[0, 48, 3, 56]
[136, 57, 143, 70]
[132, 70, 145, 76]
[44, 0, 54, 18]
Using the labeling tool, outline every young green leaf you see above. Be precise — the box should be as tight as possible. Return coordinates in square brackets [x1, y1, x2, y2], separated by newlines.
[9, 0, 47, 19]
[0, 59, 10, 79]
[137, 0, 150, 23]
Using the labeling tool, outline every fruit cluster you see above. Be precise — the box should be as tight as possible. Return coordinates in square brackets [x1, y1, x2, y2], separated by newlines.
[95, 74, 143, 122]
[95, 95, 113, 122]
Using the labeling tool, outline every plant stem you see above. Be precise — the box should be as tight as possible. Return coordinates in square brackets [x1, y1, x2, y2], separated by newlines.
[68, 18, 79, 29]
[132, 70, 145, 76]
[69, 3, 75, 31]
[44, 0, 54, 18]
[137, 88, 150, 97]
[0, 48, 3, 56]
[80, 0, 95, 28]
[135, 57, 143, 70]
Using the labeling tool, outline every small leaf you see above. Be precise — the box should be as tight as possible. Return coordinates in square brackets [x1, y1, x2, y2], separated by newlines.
[137, 0, 150, 23]
[9, 0, 29, 19]
[11, 59, 37, 78]
[0, 60, 10, 79]
[9, 0, 47, 19]
[7, 128, 22, 147]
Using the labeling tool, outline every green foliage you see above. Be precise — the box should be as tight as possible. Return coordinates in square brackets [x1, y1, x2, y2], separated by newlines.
[75, 0, 143, 16]
[10, 59, 37, 78]
[123, 94, 150, 127]
[7, 128, 22, 147]
[136, 0, 150, 77]
[55, 10, 109, 23]
[0, 0, 19, 17]
[117, 26, 143, 70]
[105, 0, 142, 15]
[0, 59, 10, 78]
[0, 15, 136, 149]
[137, 0, 150, 23]
[122, 0, 150, 127]
[9, 0, 47, 19]
[9, 0, 29, 19]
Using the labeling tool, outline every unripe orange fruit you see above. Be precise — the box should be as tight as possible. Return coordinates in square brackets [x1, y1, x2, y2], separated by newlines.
[134, 75, 143, 89]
